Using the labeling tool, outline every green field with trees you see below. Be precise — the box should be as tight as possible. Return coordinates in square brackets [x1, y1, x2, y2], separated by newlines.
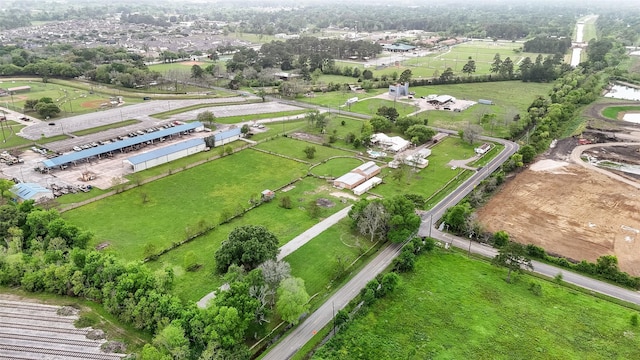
[62, 150, 309, 261]
[313, 250, 640, 359]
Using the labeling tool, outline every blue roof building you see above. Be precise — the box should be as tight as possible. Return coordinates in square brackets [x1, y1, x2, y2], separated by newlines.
[11, 183, 53, 202]
[41, 122, 204, 169]
[124, 138, 207, 172]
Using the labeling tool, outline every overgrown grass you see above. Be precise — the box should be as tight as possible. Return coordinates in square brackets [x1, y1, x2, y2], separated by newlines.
[144, 177, 351, 302]
[62, 150, 309, 262]
[71, 119, 140, 136]
[313, 250, 640, 359]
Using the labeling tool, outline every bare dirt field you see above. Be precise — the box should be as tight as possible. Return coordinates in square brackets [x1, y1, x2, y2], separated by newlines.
[479, 99, 640, 275]
[477, 161, 640, 275]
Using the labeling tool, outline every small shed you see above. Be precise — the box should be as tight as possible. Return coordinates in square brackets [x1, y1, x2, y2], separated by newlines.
[11, 183, 53, 202]
[261, 189, 275, 201]
[475, 143, 491, 155]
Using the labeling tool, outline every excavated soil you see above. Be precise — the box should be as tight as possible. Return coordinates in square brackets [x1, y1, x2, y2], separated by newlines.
[477, 162, 640, 275]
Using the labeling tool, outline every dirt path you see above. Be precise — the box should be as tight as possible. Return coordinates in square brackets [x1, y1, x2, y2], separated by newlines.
[570, 142, 640, 190]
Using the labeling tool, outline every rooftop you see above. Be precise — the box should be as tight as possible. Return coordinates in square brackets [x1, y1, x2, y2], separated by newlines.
[11, 183, 52, 200]
[125, 138, 205, 165]
[41, 122, 203, 168]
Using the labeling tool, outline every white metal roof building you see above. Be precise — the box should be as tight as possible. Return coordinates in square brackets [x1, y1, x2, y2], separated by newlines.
[333, 172, 366, 190]
[352, 161, 381, 179]
[353, 176, 382, 196]
[124, 138, 207, 172]
[212, 127, 242, 147]
[11, 183, 54, 202]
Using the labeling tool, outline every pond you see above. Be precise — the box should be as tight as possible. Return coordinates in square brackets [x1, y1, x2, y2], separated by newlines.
[605, 84, 640, 101]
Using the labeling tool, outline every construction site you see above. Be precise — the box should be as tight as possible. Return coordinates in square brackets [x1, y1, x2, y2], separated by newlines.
[478, 100, 640, 276]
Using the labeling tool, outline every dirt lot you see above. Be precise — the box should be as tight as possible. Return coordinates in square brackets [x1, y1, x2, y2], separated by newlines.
[479, 99, 640, 275]
[477, 160, 640, 275]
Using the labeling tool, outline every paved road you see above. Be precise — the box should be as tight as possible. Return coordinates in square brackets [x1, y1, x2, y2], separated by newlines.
[278, 206, 353, 260]
[263, 134, 518, 360]
[262, 242, 404, 360]
[18, 97, 251, 140]
[431, 228, 640, 305]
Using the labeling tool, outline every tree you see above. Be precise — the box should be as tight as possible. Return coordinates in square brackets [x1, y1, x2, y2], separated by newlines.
[368, 116, 392, 132]
[439, 67, 455, 82]
[443, 202, 473, 233]
[303, 146, 316, 159]
[463, 124, 483, 144]
[355, 201, 390, 242]
[35, 102, 61, 118]
[240, 124, 250, 135]
[383, 196, 421, 243]
[404, 124, 435, 144]
[462, 57, 476, 76]
[152, 323, 189, 360]
[214, 225, 280, 273]
[276, 277, 310, 325]
[376, 106, 399, 122]
[519, 144, 536, 164]
[492, 241, 533, 283]
[191, 64, 204, 79]
[493, 230, 510, 248]
[490, 53, 502, 74]
[305, 110, 329, 129]
[362, 69, 373, 80]
[398, 69, 412, 84]
[196, 111, 216, 127]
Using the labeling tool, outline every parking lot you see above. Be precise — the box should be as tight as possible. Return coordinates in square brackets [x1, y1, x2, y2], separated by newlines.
[1, 128, 213, 190]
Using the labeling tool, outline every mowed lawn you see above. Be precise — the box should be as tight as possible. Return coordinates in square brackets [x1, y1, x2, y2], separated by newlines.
[413, 81, 553, 138]
[63, 150, 308, 261]
[375, 136, 477, 199]
[314, 251, 640, 360]
[311, 157, 364, 178]
[254, 136, 357, 162]
[145, 177, 352, 302]
[0, 79, 137, 118]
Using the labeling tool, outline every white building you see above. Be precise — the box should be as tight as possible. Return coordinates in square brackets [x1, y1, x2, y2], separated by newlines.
[124, 138, 207, 172]
[353, 176, 382, 196]
[370, 133, 411, 152]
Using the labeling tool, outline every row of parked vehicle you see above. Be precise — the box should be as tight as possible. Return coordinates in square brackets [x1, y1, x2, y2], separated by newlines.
[71, 122, 181, 152]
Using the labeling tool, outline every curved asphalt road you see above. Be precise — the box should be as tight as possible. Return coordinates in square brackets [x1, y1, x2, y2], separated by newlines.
[262, 134, 518, 360]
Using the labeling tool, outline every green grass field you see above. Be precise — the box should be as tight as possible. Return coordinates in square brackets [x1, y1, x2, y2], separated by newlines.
[62, 150, 309, 262]
[313, 250, 640, 360]
[286, 218, 369, 297]
[298, 82, 551, 139]
[334, 41, 545, 81]
[601, 105, 640, 120]
[374, 136, 477, 199]
[254, 137, 356, 163]
[0, 79, 141, 119]
[311, 158, 364, 178]
[144, 177, 352, 302]
[216, 110, 308, 124]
